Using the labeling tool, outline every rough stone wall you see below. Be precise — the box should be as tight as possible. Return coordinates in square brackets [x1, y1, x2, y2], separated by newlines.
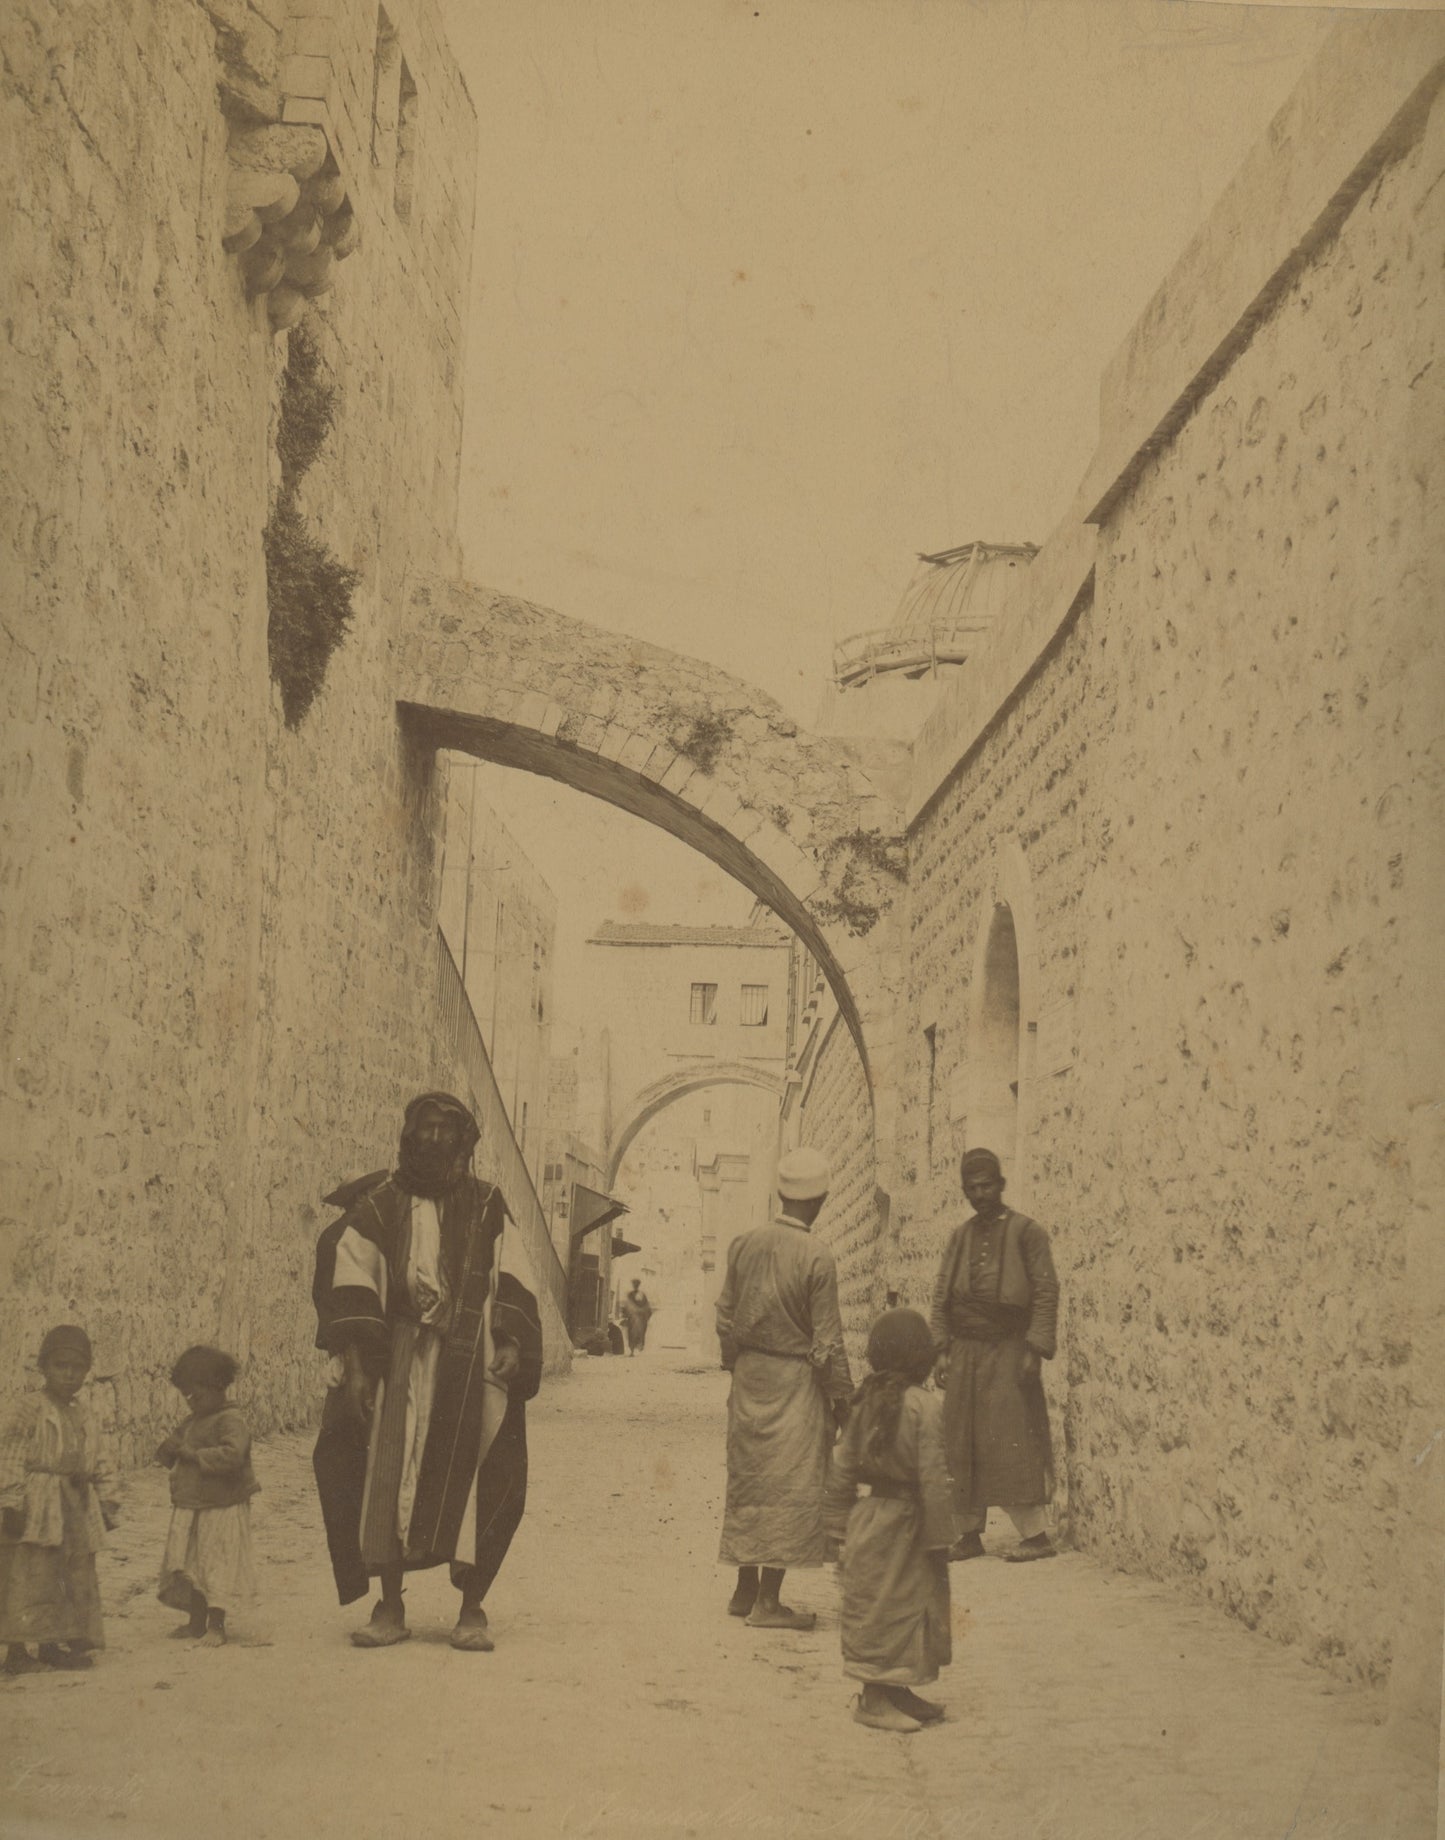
[222, 0, 477, 1436]
[799, 1017, 886, 1361]
[897, 86, 1444, 1693]
[437, 776, 558, 1194]
[892, 609, 1095, 1531]
[542, 1055, 583, 1266]
[895, 604, 1094, 1300]
[1, 0, 475, 1459]
[1071, 95, 1442, 1686]
[3, 0, 274, 1450]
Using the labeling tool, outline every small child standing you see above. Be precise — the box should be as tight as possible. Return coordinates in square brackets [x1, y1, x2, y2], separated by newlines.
[0, 1324, 119, 1674]
[156, 1346, 259, 1646]
[824, 1308, 957, 1733]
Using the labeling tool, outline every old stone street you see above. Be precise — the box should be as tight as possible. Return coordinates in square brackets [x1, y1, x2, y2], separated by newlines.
[0, 1355, 1430, 1840]
[6, 0, 1443, 1788]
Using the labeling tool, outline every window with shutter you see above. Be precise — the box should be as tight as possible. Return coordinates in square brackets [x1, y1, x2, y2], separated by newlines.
[741, 984, 769, 1026]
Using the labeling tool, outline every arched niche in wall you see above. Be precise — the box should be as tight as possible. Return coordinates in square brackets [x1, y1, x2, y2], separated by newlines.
[964, 837, 1040, 1199]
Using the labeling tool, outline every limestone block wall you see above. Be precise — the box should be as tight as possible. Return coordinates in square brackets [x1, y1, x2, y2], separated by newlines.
[1071, 89, 1443, 1688]
[798, 1017, 887, 1360]
[214, 0, 477, 1434]
[437, 776, 558, 1194]
[895, 55, 1444, 1699]
[3, 0, 276, 1449]
[892, 607, 1096, 1527]
[2, 0, 476, 1459]
[895, 605, 1095, 1297]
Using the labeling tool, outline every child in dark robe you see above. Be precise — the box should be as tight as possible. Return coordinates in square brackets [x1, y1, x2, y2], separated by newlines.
[825, 1308, 957, 1732]
[156, 1346, 259, 1646]
[0, 1324, 119, 1673]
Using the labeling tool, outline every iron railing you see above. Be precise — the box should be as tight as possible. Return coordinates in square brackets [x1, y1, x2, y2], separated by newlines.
[435, 930, 570, 1324]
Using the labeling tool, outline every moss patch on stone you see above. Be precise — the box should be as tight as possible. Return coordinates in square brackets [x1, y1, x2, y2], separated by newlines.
[275, 321, 336, 487]
[264, 498, 360, 728]
[266, 323, 357, 726]
[814, 825, 908, 936]
[667, 707, 734, 775]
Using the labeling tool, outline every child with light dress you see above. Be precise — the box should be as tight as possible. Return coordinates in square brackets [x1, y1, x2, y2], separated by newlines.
[156, 1346, 259, 1646]
[0, 1324, 119, 1674]
[825, 1308, 958, 1732]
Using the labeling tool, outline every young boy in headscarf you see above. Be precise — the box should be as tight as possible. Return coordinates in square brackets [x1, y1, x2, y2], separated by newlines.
[0, 1325, 119, 1673]
[824, 1308, 957, 1732]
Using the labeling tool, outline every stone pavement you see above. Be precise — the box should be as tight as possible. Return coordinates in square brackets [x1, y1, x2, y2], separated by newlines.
[0, 1354, 1434, 1840]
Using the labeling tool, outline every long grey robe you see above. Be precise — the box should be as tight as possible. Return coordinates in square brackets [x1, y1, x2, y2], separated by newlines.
[929, 1208, 1058, 1515]
[715, 1210, 853, 1568]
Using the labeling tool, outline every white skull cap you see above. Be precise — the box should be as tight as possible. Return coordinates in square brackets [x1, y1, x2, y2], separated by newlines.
[777, 1146, 831, 1201]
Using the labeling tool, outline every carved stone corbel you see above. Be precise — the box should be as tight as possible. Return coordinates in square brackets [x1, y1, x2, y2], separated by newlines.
[222, 124, 361, 332]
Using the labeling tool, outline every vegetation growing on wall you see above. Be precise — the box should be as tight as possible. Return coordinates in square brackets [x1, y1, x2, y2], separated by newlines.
[275, 322, 336, 485]
[666, 705, 734, 774]
[813, 825, 908, 936]
[266, 322, 359, 727]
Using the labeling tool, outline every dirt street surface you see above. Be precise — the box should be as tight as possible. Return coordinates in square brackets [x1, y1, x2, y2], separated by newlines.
[0, 1353, 1433, 1840]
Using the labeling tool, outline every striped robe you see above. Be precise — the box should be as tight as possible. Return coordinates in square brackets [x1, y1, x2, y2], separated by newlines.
[311, 1172, 542, 1604]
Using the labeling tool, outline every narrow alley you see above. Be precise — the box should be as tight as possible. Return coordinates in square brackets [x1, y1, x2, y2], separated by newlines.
[0, 1354, 1430, 1840]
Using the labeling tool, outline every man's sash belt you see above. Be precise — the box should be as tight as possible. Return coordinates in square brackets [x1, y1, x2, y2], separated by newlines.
[863, 1477, 918, 1501]
[947, 1304, 1029, 1343]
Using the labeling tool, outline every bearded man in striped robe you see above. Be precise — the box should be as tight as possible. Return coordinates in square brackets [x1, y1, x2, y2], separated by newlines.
[311, 1092, 542, 1650]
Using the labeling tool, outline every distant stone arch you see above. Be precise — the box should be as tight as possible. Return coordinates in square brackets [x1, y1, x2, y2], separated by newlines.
[396, 574, 907, 1196]
[605, 1061, 786, 1188]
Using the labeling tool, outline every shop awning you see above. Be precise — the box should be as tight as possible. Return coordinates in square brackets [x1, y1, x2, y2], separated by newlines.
[569, 1182, 629, 1245]
[610, 1234, 642, 1259]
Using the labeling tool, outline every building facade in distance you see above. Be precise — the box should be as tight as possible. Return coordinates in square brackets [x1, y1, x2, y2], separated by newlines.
[562, 910, 790, 1350]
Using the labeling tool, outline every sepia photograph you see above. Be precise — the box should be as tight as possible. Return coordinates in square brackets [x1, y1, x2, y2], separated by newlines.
[1, 0, 1442, 1834]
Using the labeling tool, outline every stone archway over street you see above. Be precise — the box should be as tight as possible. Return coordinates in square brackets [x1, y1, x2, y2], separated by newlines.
[605, 1061, 787, 1188]
[397, 573, 907, 1191]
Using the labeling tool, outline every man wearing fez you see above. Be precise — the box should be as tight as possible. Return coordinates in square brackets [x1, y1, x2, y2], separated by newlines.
[929, 1148, 1059, 1562]
[311, 1091, 543, 1649]
[716, 1146, 853, 1629]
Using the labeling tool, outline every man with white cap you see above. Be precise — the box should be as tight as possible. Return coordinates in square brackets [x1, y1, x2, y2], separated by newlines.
[715, 1145, 853, 1629]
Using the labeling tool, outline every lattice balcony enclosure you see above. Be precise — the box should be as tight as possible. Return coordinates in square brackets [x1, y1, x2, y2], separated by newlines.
[833, 540, 1039, 688]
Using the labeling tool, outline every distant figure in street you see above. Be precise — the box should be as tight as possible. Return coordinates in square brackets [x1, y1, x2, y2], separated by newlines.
[715, 1146, 853, 1629]
[155, 1345, 259, 1646]
[620, 1279, 654, 1355]
[0, 1325, 119, 1675]
[826, 1309, 956, 1732]
[310, 1092, 543, 1651]
[930, 1148, 1059, 1562]
[605, 1318, 626, 1357]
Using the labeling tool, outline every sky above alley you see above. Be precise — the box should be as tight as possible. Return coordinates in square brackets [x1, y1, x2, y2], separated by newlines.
[434, 0, 1339, 1015]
